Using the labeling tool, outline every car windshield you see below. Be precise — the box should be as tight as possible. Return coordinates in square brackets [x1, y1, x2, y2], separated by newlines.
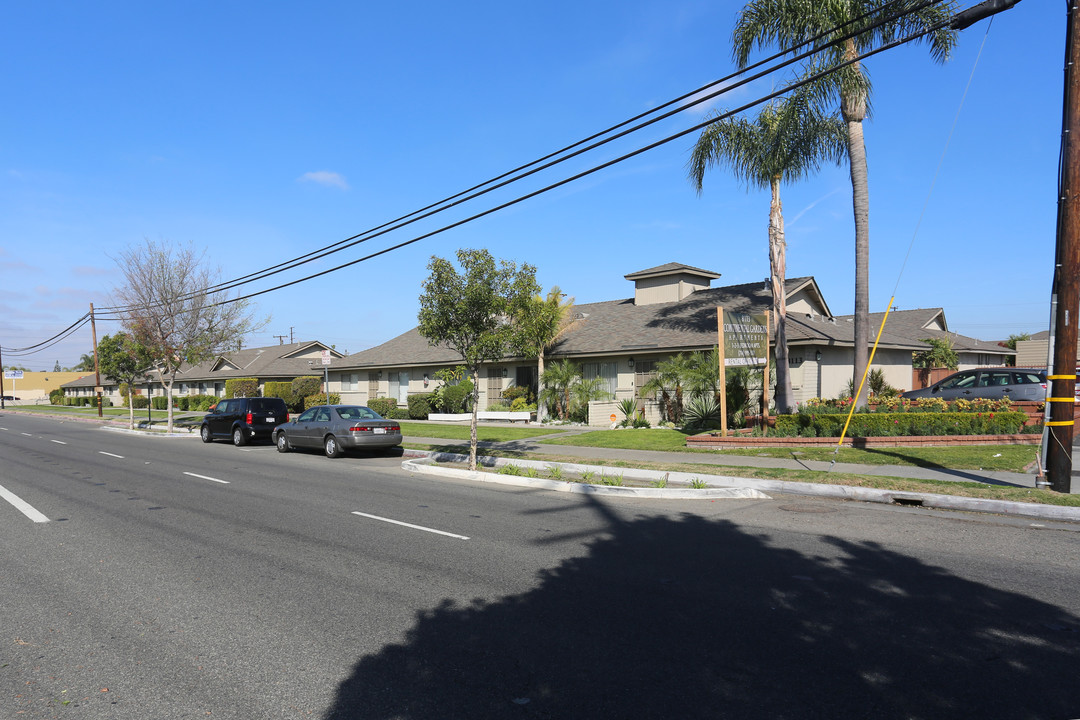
[335, 406, 382, 420]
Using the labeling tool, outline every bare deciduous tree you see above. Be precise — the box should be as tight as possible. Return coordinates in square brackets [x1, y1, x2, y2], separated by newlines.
[113, 238, 265, 431]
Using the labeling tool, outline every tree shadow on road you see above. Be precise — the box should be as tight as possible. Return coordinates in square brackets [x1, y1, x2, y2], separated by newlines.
[324, 497, 1079, 719]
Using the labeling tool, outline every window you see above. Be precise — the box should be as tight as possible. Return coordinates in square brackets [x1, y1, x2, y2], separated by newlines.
[939, 372, 976, 390]
[298, 408, 317, 422]
[582, 361, 617, 397]
[341, 373, 359, 391]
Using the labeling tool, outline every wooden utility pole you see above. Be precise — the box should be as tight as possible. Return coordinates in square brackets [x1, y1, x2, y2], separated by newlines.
[1047, 0, 1080, 493]
[90, 303, 103, 418]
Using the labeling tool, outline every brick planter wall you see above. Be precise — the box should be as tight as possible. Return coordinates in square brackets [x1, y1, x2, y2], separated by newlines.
[687, 433, 1041, 449]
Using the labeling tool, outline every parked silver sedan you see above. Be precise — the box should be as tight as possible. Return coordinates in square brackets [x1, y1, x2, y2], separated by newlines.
[272, 405, 402, 458]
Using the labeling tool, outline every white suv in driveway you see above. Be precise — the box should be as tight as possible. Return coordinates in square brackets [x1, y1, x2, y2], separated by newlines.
[901, 368, 1047, 401]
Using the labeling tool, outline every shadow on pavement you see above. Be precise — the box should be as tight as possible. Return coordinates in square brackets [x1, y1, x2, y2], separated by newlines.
[856, 446, 1031, 487]
[323, 497, 1079, 719]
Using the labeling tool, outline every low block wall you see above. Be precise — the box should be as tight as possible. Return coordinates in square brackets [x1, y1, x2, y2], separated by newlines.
[687, 433, 1042, 449]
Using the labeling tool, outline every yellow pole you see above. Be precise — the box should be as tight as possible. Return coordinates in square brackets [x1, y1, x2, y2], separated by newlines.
[831, 297, 895, 466]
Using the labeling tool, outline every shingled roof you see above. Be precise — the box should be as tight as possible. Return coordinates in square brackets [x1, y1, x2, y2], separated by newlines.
[338, 276, 892, 369]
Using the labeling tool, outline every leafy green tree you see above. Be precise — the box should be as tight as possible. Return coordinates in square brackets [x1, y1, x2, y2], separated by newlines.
[913, 337, 959, 370]
[74, 353, 96, 372]
[113, 238, 265, 432]
[732, 0, 957, 406]
[417, 248, 539, 469]
[689, 90, 845, 412]
[97, 332, 153, 430]
[1001, 333, 1030, 366]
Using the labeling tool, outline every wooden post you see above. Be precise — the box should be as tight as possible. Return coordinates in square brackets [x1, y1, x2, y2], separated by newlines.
[717, 307, 727, 438]
[90, 303, 103, 418]
[1047, 0, 1080, 493]
[763, 310, 771, 432]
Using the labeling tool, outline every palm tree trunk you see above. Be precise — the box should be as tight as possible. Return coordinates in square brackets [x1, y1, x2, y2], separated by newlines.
[770, 176, 794, 412]
[842, 44, 871, 408]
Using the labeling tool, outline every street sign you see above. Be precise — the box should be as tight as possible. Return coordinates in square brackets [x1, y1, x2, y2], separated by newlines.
[321, 350, 332, 365]
[3, 370, 24, 379]
[722, 312, 769, 367]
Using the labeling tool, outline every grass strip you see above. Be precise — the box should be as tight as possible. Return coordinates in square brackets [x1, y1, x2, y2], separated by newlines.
[401, 442, 1079, 507]
[398, 421, 560, 442]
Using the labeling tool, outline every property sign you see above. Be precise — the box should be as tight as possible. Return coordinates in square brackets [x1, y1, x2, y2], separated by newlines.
[3, 370, 23, 379]
[722, 312, 769, 367]
[321, 350, 332, 365]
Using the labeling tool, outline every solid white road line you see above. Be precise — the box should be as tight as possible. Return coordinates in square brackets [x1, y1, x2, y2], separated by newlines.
[99, 451, 124, 459]
[351, 511, 470, 540]
[0, 484, 49, 523]
[21, 432, 32, 437]
[182, 471, 230, 484]
[50, 440, 67, 445]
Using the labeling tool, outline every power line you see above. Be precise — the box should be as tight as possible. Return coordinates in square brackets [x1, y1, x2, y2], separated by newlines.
[96, 0, 950, 317]
[24, 0, 961, 347]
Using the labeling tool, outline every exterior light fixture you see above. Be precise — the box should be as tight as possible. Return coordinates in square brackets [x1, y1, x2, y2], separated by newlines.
[628, 357, 635, 369]
[815, 350, 822, 362]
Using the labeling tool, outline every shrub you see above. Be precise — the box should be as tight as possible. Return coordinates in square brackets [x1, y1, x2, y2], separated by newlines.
[682, 394, 722, 430]
[263, 381, 294, 408]
[632, 416, 652, 429]
[436, 380, 473, 413]
[502, 384, 532, 404]
[774, 410, 1027, 438]
[225, 378, 259, 399]
[131, 396, 150, 409]
[486, 402, 511, 412]
[387, 407, 410, 419]
[191, 395, 217, 412]
[174, 396, 189, 411]
[291, 376, 322, 404]
[407, 393, 435, 420]
[510, 397, 531, 412]
[49, 388, 66, 405]
[367, 397, 396, 417]
[303, 393, 340, 410]
[152, 396, 168, 410]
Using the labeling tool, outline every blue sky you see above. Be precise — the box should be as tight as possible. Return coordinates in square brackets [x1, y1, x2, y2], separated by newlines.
[0, 0, 1062, 370]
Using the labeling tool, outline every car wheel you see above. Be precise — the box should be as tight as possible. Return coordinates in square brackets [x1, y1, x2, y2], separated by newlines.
[276, 432, 290, 453]
[233, 427, 247, 447]
[200, 425, 213, 443]
[324, 435, 344, 458]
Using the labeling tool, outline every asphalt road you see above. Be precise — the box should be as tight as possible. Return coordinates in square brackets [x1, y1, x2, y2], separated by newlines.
[2, 412, 1079, 719]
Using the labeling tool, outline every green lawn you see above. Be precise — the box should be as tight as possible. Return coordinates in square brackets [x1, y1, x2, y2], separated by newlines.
[536, 428, 1037, 473]
[397, 421, 560, 443]
[4, 405, 203, 423]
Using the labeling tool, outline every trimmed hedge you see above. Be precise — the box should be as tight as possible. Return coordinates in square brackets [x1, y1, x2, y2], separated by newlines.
[774, 410, 1028, 438]
[407, 393, 435, 420]
[225, 378, 259, 399]
[303, 393, 340, 410]
[387, 407, 411, 420]
[367, 397, 396, 417]
[131, 396, 150, 409]
[264, 381, 294, 407]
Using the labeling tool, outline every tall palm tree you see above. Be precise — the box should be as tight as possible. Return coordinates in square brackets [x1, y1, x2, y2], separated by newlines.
[732, 0, 956, 406]
[689, 90, 846, 412]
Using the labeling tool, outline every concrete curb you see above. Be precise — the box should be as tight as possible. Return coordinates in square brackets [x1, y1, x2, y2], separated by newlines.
[401, 449, 1080, 522]
[100, 425, 198, 438]
[401, 450, 771, 500]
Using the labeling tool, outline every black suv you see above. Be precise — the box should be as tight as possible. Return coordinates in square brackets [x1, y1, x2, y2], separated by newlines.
[200, 397, 290, 446]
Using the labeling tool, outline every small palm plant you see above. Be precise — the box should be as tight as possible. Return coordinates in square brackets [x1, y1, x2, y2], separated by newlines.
[617, 398, 638, 426]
